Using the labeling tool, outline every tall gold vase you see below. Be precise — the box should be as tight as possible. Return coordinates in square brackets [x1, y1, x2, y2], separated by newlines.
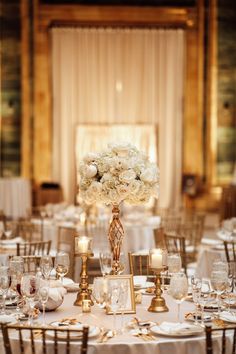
[108, 204, 124, 275]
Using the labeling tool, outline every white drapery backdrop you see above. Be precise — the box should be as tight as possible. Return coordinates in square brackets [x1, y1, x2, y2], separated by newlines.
[52, 27, 184, 208]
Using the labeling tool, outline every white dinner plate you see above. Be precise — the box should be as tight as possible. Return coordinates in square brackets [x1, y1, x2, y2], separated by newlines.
[48, 321, 100, 339]
[150, 324, 204, 337]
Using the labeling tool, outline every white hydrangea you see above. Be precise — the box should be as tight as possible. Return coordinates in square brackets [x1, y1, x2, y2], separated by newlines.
[78, 143, 159, 205]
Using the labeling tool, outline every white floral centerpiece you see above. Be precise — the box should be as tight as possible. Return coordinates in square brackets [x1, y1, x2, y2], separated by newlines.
[78, 142, 159, 206]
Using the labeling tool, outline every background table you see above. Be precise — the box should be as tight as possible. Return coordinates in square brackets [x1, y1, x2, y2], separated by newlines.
[0, 178, 32, 219]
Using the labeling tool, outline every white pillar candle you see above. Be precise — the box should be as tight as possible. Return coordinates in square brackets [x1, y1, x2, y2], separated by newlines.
[151, 249, 163, 268]
[78, 236, 89, 253]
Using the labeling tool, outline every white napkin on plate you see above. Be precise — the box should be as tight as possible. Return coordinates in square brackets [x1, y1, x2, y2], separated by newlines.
[159, 322, 195, 334]
[219, 311, 236, 323]
[0, 314, 16, 324]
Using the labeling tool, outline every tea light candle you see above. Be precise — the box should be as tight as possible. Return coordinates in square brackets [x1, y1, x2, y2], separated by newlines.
[77, 236, 90, 254]
[82, 299, 91, 313]
[150, 249, 163, 269]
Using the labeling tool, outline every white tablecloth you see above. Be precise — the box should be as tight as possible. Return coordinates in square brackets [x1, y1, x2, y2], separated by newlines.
[0, 178, 31, 219]
[0, 292, 233, 354]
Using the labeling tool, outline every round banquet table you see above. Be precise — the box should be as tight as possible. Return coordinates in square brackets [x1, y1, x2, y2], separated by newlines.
[1, 291, 232, 354]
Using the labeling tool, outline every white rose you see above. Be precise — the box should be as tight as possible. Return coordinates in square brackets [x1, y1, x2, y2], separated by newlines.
[128, 180, 141, 195]
[89, 181, 103, 194]
[116, 184, 129, 198]
[101, 172, 113, 182]
[140, 167, 158, 183]
[108, 189, 121, 203]
[83, 152, 99, 163]
[119, 170, 136, 183]
[152, 183, 159, 198]
[84, 164, 97, 178]
[108, 142, 132, 157]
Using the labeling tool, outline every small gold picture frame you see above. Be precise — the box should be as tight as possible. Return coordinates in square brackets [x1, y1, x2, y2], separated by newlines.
[105, 274, 136, 315]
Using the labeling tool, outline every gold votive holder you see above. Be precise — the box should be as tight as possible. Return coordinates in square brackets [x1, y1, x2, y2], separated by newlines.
[82, 299, 91, 313]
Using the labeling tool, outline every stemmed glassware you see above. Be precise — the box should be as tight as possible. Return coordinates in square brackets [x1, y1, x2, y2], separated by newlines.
[99, 252, 112, 277]
[93, 277, 108, 308]
[191, 276, 202, 325]
[0, 267, 10, 315]
[9, 256, 24, 315]
[40, 256, 53, 280]
[198, 280, 212, 324]
[169, 272, 188, 323]
[38, 279, 49, 326]
[167, 253, 182, 274]
[210, 270, 228, 317]
[55, 252, 70, 284]
[107, 280, 121, 334]
[21, 274, 38, 324]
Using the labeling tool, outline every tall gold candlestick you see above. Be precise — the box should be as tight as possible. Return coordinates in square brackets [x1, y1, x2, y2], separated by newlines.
[74, 252, 94, 307]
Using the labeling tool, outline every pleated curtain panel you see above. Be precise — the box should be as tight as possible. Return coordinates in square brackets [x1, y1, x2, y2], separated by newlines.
[52, 27, 185, 208]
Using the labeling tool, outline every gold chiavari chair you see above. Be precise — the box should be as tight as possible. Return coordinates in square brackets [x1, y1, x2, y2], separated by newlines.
[161, 216, 181, 235]
[205, 324, 236, 354]
[178, 221, 202, 263]
[128, 252, 154, 276]
[17, 221, 43, 242]
[1, 323, 89, 354]
[16, 241, 51, 257]
[223, 240, 236, 263]
[164, 233, 187, 274]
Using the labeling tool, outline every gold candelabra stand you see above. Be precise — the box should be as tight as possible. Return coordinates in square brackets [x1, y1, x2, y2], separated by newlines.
[148, 266, 169, 313]
[108, 204, 124, 275]
[74, 251, 94, 307]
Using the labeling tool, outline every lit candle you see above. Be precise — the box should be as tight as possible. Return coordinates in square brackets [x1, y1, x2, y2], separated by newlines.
[151, 249, 163, 269]
[82, 299, 91, 313]
[77, 236, 90, 253]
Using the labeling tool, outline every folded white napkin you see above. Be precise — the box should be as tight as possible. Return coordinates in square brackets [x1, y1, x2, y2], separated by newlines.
[0, 314, 16, 324]
[159, 322, 194, 334]
[219, 311, 236, 323]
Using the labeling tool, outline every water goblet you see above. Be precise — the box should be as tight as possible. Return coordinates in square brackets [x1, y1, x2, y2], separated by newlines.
[169, 272, 188, 323]
[167, 253, 182, 274]
[55, 252, 70, 284]
[0, 270, 10, 315]
[40, 255, 53, 280]
[92, 277, 108, 308]
[198, 280, 212, 325]
[99, 252, 112, 277]
[38, 280, 49, 326]
[107, 280, 121, 334]
[191, 276, 202, 324]
[210, 270, 228, 317]
[21, 274, 38, 324]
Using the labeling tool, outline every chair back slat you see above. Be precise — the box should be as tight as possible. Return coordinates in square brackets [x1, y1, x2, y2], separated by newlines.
[224, 241, 236, 263]
[1, 324, 89, 354]
[205, 325, 236, 354]
[16, 241, 51, 257]
[128, 252, 152, 276]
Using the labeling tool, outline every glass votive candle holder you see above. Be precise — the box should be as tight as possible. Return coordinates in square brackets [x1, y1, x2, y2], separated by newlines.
[82, 299, 91, 313]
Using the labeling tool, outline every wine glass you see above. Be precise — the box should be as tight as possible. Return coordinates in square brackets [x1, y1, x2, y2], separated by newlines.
[55, 252, 70, 284]
[107, 280, 121, 334]
[40, 255, 53, 280]
[0, 269, 10, 315]
[167, 253, 182, 274]
[99, 251, 112, 277]
[210, 270, 228, 317]
[169, 272, 188, 323]
[9, 256, 24, 314]
[92, 277, 108, 307]
[21, 274, 38, 324]
[38, 279, 49, 326]
[191, 276, 202, 324]
[198, 280, 212, 325]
